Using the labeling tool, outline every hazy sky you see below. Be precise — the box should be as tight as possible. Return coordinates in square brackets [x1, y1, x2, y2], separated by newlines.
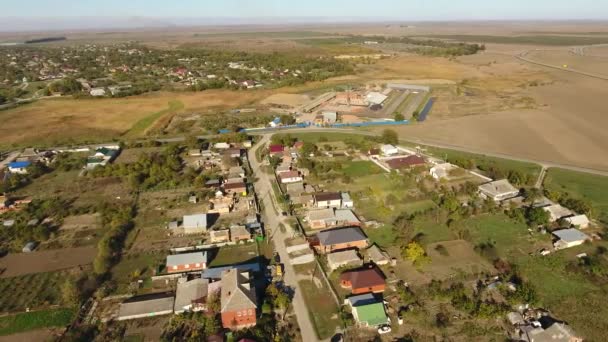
[2, 0, 606, 20]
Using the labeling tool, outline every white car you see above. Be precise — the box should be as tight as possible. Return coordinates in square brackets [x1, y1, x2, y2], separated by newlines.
[378, 325, 392, 334]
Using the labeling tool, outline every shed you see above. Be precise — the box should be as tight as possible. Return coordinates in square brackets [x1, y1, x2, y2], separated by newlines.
[117, 292, 175, 321]
[22, 241, 37, 253]
[327, 250, 363, 271]
[366, 245, 390, 265]
[352, 302, 389, 327]
[552, 228, 591, 250]
[183, 214, 208, 233]
[564, 214, 590, 229]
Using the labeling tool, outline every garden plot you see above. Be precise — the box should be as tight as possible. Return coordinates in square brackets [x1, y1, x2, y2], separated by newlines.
[0, 246, 96, 278]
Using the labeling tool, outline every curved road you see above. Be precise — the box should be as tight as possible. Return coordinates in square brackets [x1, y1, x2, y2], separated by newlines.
[516, 49, 608, 81]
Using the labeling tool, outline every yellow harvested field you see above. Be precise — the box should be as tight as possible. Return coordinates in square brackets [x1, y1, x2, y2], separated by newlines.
[260, 93, 310, 107]
[0, 90, 268, 147]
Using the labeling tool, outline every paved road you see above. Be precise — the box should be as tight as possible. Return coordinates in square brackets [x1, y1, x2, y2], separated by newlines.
[247, 135, 320, 342]
[517, 50, 608, 81]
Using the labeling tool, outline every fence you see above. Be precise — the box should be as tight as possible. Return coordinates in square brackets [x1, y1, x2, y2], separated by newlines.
[330, 120, 409, 128]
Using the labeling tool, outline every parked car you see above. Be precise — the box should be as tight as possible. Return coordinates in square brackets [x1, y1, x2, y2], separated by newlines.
[378, 325, 392, 334]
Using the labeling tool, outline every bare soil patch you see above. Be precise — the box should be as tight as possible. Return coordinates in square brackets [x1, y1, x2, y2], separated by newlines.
[260, 93, 310, 107]
[0, 328, 60, 342]
[0, 247, 96, 278]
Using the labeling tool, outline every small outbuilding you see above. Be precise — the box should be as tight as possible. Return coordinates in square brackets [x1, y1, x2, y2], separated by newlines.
[22, 242, 37, 253]
[327, 250, 363, 271]
[552, 228, 591, 250]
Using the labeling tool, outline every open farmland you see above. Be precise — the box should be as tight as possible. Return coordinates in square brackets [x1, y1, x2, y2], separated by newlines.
[0, 269, 81, 311]
[525, 49, 608, 77]
[0, 90, 268, 148]
[0, 247, 96, 278]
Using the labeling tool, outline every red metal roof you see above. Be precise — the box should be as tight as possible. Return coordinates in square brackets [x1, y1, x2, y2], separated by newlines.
[269, 145, 284, 153]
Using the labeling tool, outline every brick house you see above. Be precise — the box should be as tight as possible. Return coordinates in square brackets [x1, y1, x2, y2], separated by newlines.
[223, 182, 247, 196]
[166, 252, 208, 273]
[221, 269, 257, 329]
[316, 227, 368, 253]
[340, 267, 386, 294]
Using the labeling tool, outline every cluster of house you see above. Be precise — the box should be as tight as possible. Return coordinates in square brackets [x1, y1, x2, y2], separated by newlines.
[86, 146, 121, 169]
[368, 145, 426, 172]
[2, 147, 57, 175]
[311, 226, 393, 329]
[117, 267, 258, 330]
[506, 306, 582, 342]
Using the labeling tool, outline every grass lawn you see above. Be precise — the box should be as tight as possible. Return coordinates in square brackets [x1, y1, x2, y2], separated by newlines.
[543, 168, 608, 223]
[342, 161, 383, 177]
[298, 279, 341, 340]
[365, 225, 397, 248]
[111, 252, 165, 294]
[0, 308, 74, 336]
[458, 213, 545, 259]
[208, 243, 259, 267]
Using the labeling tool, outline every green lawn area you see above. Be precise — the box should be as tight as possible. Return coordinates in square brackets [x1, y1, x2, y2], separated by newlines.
[125, 100, 184, 137]
[298, 279, 341, 340]
[111, 252, 165, 294]
[543, 168, 608, 223]
[208, 243, 259, 267]
[342, 161, 383, 177]
[365, 225, 397, 248]
[0, 308, 74, 336]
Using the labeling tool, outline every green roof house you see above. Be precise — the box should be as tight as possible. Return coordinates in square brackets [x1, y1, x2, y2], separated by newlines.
[353, 302, 389, 327]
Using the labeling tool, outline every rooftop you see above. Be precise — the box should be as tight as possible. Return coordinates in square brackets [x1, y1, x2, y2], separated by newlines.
[385, 155, 425, 169]
[118, 292, 175, 318]
[553, 228, 590, 243]
[314, 192, 342, 202]
[354, 302, 389, 327]
[327, 250, 361, 265]
[478, 179, 519, 196]
[318, 227, 367, 246]
[174, 278, 209, 313]
[340, 267, 385, 289]
[220, 269, 257, 312]
[166, 252, 207, 267]
[346, 293, 377, 307]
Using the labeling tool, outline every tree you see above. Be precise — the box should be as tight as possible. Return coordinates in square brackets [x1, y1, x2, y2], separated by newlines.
[402, 241, 427, 265]
[523, 187, 543, 205]
[381, 129, 398, 145]
[279, 114, 296, 125]
[301, 142, 317, 157]
[394, 112, 405, 121]
[524, 207, 550, 227]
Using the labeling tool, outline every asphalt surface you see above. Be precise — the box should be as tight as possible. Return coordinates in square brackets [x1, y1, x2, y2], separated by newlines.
[247, 135, 321, 342]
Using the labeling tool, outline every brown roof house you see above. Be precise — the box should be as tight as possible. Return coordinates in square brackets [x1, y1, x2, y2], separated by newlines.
[223, 182, 247, 196]
[385, 155, 425, 170]
[313, 192, 342, 208]
[316, 227, 368, 253]
[340, 267, 386, 295]
[221, 269, 257, 329]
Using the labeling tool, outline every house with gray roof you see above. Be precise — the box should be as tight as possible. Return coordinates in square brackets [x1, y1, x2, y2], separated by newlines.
[183, 213, 208, 234]
[220, 269, 257, 329]
[327, 250, 363, 271]
[478, 179, 520, 201]
[166, 252, 208, 273]
[552, 228, 591, 250]
[316, 227, 368, 253]
[174, 278, 210, 314]
[117, 292, 175, 321]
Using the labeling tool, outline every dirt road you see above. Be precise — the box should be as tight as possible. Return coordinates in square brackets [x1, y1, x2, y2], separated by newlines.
[247, 135, 321, 342]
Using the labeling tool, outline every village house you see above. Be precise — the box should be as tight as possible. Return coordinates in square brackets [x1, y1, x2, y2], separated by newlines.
[90, 87, 106, 96]
[292, 194, 314, 208]
[380, 144, 399, 156]
[7, 161, 31, 174]
[478, 179, 520, 202]
[341, 193, 354, 208]
[117, 292, 175, 321]
[327, 250, 363, 271]
[307, 208, 361, 230]
[275, 164, 291, 175]
[543, 204, 573, 222]
[279, 171, 302, 184]
[429, 163, 458, 180]
[183, 213, 209, 234]
[230, 225, 251, 242]
[313, 192, 342, 208]
[209, 197, 234, 214]
[220, 269, 257, 329]
[340, 267, 386, 294]
[565, 214, 590, 229]
[223, 182, 247, 196]
[210, 229, 230, 244]
[224, 148, 242, 159]
[86, 146, 120, 170]
[385, 155, 426, 170]
[316, 227, 369, 253]
[268, 144, 284, 156]
[366, 245, 390, 266]
[166, 252, 208, 273]
[174, 278, 210, 314]
[552, 228, 591, 250]
[214, 142, 231, 150]
[346, 293, 390, 328]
